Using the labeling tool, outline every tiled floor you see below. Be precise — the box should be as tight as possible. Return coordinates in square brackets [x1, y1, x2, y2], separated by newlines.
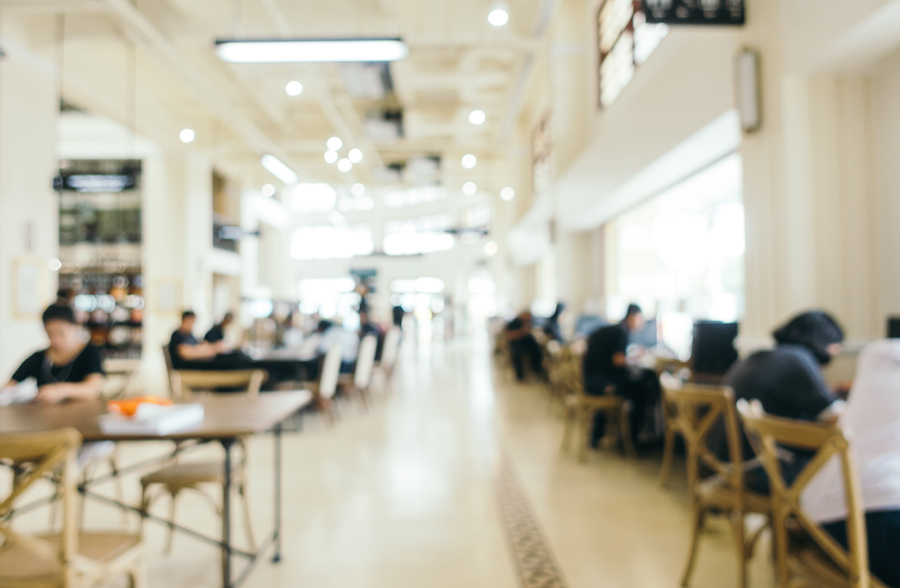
[7, 333, 778, 587]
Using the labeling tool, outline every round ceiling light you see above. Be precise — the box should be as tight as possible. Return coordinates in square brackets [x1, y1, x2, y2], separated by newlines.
[469, 109, 486, 125]
[327, 136, 343, 151]
[500, 187, 515, 201]
[351, 183, 366, 197]
[348, 148, 363, 163]
[179, 128, 195, 143]
[461, 154, 478, 169]
[262, 183, 276, 197]
[488, 7, 509, 26]
[337, 158, 353, 172]
[285, 80, 303, 96]
[324, 150, 339, 164]
[463, 182, 477, 196]
[484, 241, 499, 257]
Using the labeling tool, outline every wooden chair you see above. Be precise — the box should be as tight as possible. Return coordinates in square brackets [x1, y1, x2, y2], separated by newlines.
[161, 344, 177, 397]
[305, 344, 343, 424]
[667, 382, 770, 588]
[378, 327, 401, 378]
[139, 369, 266, 555]
[340, 335, 378, 407]
[656, 364, 692, 487]
[559, 352, 636, 461]
[0, 428, 147, 588]
[737, 400, 887, 588]
[543, 341, 568, 413]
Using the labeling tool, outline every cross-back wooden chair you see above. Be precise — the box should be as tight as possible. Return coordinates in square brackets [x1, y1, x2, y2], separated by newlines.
[139, 369, 266, 556]
[656, 361, 692, 487]
[0, 428, 147, 588]
[737, 400, 887, 588]
[543, 341, 569, 413]
[559, 349, 636, 461]
[665, 382, 770, 588]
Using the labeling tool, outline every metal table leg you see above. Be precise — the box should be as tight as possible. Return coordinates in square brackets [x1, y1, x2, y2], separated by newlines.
[272, 423, 282, 563]
[221, 438, 235, 588]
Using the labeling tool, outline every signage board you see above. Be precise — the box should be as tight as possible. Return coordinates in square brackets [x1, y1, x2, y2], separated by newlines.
[643, 0, 745, 25]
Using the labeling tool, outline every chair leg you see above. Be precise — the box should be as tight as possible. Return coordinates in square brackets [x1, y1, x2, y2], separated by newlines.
[681, 507, 706, 587]
[561, 406, 575, 452]
[659, 427, 677, 486]
[109, 454, 127, 525]
[238, 479, 256, 551]
[129, 553, 149, 588]
[619, 408, 637, 459]
[165, 490, 179, 554]
[578, 408, 593, 462]
[731, 512, 748, 588]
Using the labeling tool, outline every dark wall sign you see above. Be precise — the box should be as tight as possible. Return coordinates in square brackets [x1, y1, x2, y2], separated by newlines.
[643, 0, 744, 25]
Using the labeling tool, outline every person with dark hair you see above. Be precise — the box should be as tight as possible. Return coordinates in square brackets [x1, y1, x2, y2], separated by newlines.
[713, 310, 847, 492]
[204, 311, 234, 344]
[3, 304, 104, 404]
[506, 310, 543, 381]
[583, 304, 660, 448]
[543, 302, 566, 342]
[169, 310, 227, 369]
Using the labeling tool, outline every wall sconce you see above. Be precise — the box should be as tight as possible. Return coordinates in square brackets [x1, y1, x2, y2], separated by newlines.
[735, 48, 762, 133]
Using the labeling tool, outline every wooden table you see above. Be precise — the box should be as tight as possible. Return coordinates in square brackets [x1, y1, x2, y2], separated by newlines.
[0, 391, 312, 588]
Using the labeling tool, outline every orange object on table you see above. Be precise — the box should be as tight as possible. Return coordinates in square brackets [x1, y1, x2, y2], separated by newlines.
[107, 396, 173, 417]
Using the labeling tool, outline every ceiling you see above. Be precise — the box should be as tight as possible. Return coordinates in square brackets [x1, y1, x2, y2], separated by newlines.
[4, 0, 558, 195]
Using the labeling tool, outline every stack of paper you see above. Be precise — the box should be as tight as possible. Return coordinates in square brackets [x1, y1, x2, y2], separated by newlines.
[99, 403, 204, 435]
[0, 378, 38, 406]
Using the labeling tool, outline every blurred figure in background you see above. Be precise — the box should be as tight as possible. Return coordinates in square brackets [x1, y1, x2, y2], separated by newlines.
[543, 302, 566, 342]
[169, 310, 228, 369]
[317, 319, 359, 373]
[204, 311, 234, 344]
[583, 304, 659, 448]
[359, 311, 385, 360]
[506, 310, 543, 382]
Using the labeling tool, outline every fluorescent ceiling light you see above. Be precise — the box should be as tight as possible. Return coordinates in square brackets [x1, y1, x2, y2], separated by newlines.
[216, 38, 409, 63]
[261, 154, 299, 184]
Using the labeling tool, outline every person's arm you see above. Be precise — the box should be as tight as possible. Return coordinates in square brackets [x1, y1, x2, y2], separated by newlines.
[785, 352, 841, 421]
[5, 353, 41, 389]
[177, 342, 218, 360]
[35, 373, 104, 404]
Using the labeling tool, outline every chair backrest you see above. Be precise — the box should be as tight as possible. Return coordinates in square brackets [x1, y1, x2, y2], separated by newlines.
[0, 428, 81, 581]
[737, 400, 870, 588]
[161, 344, 176, 396]
[354, 335, 378, 390]
[173, 369, 267, 401]
[661, 380, 745, 501]
[319, 344, 343, 400]
[380, 327, 401, 373]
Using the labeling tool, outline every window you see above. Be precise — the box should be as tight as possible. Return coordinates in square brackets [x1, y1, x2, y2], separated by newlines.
[383, 213, 455, 256]
[297, 277, 360, 318]
[384, 186, 446, 208]
[289, 183, 337, 213]
[597, 0, 668, 108]
[290, 226, 374, 260]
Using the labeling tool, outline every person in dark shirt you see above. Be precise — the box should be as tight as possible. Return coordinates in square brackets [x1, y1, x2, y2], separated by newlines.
[169, 310, 228, 370]
[4, 304, 105, 404]
[507, 311, 543, 381]
[392, 305, 405, 328]
[359, 311, 385, 361]
[713, 310, 846, 493]
[543, 303, 566, 342]
[583, 304, 660, 447]
[204, 311, 234, 344]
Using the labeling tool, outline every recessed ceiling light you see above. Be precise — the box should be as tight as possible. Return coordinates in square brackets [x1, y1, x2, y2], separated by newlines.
[285, 80, 303, 96]
[348, 148, 363, 163]
[261, 154, 299, 184]
[215, 38, 410, 63]
[179, 128, 195, 143]
[324, 150, 339, 164]
[461, 154, 477, 169]
[262, 183, 276, 197]
[351, 183, 366, 197]
[484, 241, 498, 257]
[469, 110, 486, 125]
[488, 4, 509, 27]
[49, 258, 62, 271]
[500, 187, 515, 201]
[337, 158, 353, 172]
[327, 136, 343, 151]
[463, 182, 477, 195]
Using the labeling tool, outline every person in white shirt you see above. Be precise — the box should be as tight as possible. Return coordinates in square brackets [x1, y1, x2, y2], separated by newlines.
[316, 319, 359, 373]
[803, 339, 900, 586]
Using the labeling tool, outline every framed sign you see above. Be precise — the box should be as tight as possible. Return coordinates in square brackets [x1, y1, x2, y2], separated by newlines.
[643, 0, 745, 26]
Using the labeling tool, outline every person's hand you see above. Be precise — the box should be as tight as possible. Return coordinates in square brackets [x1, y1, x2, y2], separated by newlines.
[834, 381, 853, 398]
[214, 340, 231, 354]
[34, 384, 69, 405]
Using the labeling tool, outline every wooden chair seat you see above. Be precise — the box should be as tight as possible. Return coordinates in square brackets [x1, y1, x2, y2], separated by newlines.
[697, 474, 771, 513]
[0, 532, 142, 587]
[785, 531, 890, 588]
[140, 461, 238, 487]
[564, 394, 624, 410]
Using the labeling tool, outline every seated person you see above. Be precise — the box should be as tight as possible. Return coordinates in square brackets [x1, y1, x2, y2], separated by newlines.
[204, 311, 234, 344]
[317, 319, 359, 374]
[713, 310, 846, 492]
[169, 310, 230, 370]
[506, 311, 543, 382]
[359, 311, 384, 360]
[583, 304, 660, 447]
[802, 339, 900, 587]
[4, 304, 105, 404]
[543, 303, 566, 343]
